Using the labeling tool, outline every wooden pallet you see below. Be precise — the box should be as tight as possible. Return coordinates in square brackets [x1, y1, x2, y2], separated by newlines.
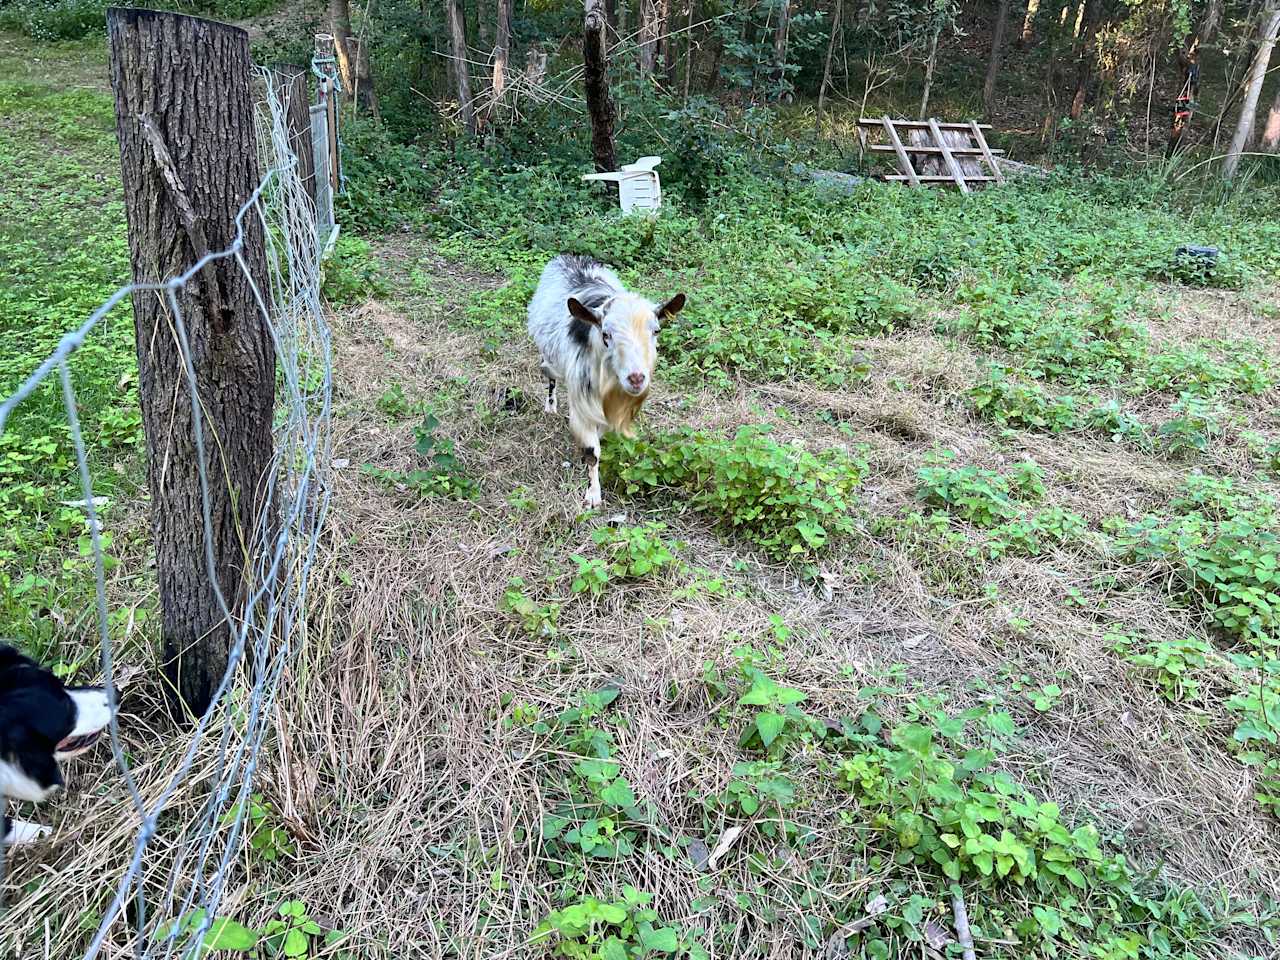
[857, 117, 1004, 193]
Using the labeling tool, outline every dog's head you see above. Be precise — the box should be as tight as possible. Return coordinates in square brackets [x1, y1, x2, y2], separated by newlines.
[0, 644, 112, 802]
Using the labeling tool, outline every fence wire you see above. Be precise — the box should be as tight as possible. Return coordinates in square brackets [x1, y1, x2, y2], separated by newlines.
[0, 66, 332, 959]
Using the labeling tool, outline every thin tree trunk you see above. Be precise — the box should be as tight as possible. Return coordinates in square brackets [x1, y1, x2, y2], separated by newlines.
[1040, 0, 1064, 141]
[639, 0, 659, 76]
[1224, 2, 1280, 178]
[584, 0, 617, 172]
[1261, 85, 1280, 150]
[682, 0, 696, 100]
[1021, 0, 1040, 45]
[817, 0, 842, 123]
[919, 26, 940, 119]
[329, 0, 378, 114]
[107, 8, 276, 721]
[661, 0, 677, 83]
[493, 0, 512, 100]
[983, 0, 1012, 116]
[772, 0, 791, 93]
[1068, 0, 1101, 119]
[447, 0, 476, 134]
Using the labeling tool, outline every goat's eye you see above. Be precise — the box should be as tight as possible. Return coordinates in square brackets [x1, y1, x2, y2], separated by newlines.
[601, 330, 612, 347]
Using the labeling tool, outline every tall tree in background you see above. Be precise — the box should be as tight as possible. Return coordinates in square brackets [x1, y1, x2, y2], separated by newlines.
[1068, 0, 1103, 118]
[772, 0, 792, 93]
[584, 0, 617, 171]
[1261, 86, 1280, 150]
[1168, 0, 1223, 155]
[639, 0, 660, 75]
[1021, 0, 1040, 44]
[330, 0, 379, 115]
[983, 0, 1013, 115]
[447, 0, 476, 133]
[493, 0, 512, 100]
[817, 0, 843, 121]
[1224, 0, 1280, 178]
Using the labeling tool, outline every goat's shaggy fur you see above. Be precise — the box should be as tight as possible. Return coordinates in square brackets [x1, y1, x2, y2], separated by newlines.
[527, 254, 685, 506]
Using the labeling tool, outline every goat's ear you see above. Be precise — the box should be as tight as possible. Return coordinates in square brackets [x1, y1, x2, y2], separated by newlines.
[657, 293, 687, 319]
[567, 297, 602, 327]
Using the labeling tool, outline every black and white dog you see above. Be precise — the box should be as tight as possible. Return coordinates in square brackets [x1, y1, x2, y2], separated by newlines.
[0, 644, 112, 844]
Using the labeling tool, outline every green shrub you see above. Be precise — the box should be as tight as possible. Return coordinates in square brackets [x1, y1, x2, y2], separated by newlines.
[1113, 478, 1280, 649]
[602, 425, 864, 565]
[916, 454, 1044, 527]
[321, 235, 386, 305]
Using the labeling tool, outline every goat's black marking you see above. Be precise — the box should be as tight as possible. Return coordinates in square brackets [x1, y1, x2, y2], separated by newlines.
[546, 378, 556, 399]
[568, 317, 595, 353]
[579, 371, 593, 395]
[582, 446, 599, 467]
[560, 253, 605, 290]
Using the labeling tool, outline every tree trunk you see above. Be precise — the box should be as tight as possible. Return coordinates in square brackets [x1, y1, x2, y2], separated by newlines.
[682, 0, 696, 100]
[983, 0, 1012, 116]
[329, 0, 377, 115]
[269, 64, 317, 210]
[1039, 0, 1064, 141]
[1021, 0, 1040, 45]
[1068, 0, 1101, 119]
[1224, 2, 1280, 178]
[639, 0, 659, 76]
[106, 8, 276, 721]
[661, 0, 677, 83]
[1167, 0, 1222, 155]
[919, 25, 940, 119]
[817, 0, 842, 122]
[584, 0, 617, 173]
[772, 0, 791, 92]
[493, 0, 512, 100]
[446, 0, 476, 134]
[1261, 85, 1280, 150]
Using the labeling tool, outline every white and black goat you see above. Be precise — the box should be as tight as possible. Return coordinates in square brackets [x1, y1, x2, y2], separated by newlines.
[527, 254, 686, 507]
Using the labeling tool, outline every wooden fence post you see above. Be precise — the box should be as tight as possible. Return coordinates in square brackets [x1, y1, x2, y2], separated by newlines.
[270, 63, 317, 209]
[106, 8, 277, 721]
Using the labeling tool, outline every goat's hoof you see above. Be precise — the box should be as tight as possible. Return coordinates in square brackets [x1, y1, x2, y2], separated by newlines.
[583, 490, 603, 509]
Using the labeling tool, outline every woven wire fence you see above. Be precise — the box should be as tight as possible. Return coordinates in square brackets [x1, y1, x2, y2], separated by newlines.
[0, 66, 332, 959]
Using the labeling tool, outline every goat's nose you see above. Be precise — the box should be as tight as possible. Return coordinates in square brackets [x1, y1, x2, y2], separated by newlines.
[627, 372, 646, 390]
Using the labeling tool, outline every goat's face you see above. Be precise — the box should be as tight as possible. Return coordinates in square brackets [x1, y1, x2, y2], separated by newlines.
[568, 293, 686, 396]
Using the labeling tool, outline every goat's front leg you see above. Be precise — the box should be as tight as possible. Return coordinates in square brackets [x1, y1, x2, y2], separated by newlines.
[570, 413, 603, 508]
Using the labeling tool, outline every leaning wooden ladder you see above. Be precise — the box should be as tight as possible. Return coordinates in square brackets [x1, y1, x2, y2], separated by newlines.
[858, 117, 1005, 193]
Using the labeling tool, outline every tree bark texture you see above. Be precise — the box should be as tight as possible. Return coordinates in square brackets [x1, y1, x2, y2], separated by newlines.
[817, 0, 842, 121]
[493, 0, 512, 100]
[106, 8, 276, 720]
[269, 64, 317, 210]
[447, 0, 476, 133]
[772, 0, 791, 91]
[328, 0, 378, 115]
[983, 0, 1012, 115]
[1068, 0, 1101, 119]
[584, 0, 617, 173]
[919, 26, 940, 118]
[639, 0, 660, 76]
[1261, 85, 1280, 150]
[1224, 1, 1280, 177]
[1021, 0, 1040, 44]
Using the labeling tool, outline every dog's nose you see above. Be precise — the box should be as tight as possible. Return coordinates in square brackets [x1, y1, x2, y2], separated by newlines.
[627, 372, 646, 391]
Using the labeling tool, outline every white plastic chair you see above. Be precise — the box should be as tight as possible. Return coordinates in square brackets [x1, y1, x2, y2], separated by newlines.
[582, 156, 662, 214]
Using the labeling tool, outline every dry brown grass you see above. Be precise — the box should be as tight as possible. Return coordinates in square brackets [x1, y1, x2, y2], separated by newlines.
[5, 241, 1280, 960]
